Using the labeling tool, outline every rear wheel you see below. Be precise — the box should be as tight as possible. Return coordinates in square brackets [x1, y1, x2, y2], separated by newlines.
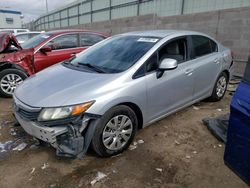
[91, 105, 138, 157]
[0, 69, 27, 98]
[208, 72, 228, 102]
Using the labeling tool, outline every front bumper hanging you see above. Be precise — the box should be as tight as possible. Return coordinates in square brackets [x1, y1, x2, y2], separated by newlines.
[14, 110, 101, 158]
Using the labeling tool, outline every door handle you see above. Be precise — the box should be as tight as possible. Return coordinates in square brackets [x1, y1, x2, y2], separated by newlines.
[185, 69, 193, 76]
[214, 58, 220, 64]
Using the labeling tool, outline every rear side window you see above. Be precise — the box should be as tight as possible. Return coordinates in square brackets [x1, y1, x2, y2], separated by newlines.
[192, 35, 217, 58]
[80, 34, 105, 47]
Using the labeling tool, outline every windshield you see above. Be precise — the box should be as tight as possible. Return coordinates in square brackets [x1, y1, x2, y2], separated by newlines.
[69, 35, 159, 73]
[21, 33, 53, 49]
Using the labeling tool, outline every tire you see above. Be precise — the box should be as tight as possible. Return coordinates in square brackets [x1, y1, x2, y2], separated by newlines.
[0, 69, 28, 98]
[91, 105, 138, 157]
[208, 72, 228, 102]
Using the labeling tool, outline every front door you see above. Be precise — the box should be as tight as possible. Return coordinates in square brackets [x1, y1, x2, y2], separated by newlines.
[145, 37, 194, 123]
[34, 34, 85, 72]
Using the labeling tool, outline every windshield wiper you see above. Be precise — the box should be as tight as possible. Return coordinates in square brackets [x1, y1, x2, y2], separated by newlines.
[77, 62, 106, 73]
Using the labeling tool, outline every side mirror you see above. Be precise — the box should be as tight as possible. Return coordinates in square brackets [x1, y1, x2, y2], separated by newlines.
[159, 58, 178, 70]
[157, 58, 178, 79]
[40, 46, 52, 54]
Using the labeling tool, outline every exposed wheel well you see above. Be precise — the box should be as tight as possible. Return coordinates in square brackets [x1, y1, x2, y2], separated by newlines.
[116, 102, 143, 130]
[222, 70, 230, 81]
[0, 62, 28, 76]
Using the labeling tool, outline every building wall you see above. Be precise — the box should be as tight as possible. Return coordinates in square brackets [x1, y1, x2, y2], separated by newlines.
[0, 9, 22, 29]
[56, 6, 250, 76]
[34, 0, 250, 31]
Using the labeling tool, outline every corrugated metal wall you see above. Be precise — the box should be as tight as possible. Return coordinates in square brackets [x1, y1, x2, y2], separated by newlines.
[34, 0, 250, 30]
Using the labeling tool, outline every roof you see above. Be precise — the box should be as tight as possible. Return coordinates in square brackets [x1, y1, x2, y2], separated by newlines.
[45, 29, 109, 37]
[15, 31, 42, 36]
[0, 9, 22, 15]
[122, 30, 204, 38]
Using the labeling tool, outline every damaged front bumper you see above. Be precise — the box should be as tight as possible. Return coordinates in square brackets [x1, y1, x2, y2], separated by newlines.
[13, 101, 100, 158]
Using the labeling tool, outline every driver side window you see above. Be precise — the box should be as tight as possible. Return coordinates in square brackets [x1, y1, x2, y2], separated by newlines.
[159, 38, 187, 64]
[146, 37, 188, 73]
[45, 34, 78, 50]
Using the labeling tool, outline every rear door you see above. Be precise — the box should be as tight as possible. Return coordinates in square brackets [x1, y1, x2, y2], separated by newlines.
[190, 35, 222, 100]
[79, 33, 105, 47]
[34, 34, 81, 71]
[145, 37, 195, 122]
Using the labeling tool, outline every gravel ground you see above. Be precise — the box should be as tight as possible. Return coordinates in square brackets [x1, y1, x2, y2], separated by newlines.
[0, 93, 248, 188]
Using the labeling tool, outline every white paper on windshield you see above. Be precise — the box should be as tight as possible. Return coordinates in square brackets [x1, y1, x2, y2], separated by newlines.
[137, 38, 159, 43]
[41, 35, 50, 39]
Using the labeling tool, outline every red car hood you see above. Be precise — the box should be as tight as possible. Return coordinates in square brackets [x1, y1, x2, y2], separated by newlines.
[0, 32, 22, 53]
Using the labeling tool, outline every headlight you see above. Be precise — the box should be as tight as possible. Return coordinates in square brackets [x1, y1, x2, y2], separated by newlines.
[38, 101, 94, 121]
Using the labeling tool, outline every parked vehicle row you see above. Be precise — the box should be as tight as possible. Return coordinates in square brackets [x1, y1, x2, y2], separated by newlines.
[12, 30, 233, 158]
[0, 28, 30, 35]
[0, 30, 108, 97]
[15, 31, 44, 44]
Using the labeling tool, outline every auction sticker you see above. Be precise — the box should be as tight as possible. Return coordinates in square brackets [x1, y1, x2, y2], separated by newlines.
[41, 35, 50, 39]
[137, 38, 159, 43]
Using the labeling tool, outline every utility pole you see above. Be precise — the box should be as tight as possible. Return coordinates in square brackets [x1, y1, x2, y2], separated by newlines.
[45, 0, 49, 13]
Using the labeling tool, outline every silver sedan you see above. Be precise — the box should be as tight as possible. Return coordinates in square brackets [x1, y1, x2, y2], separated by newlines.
[13, 30, 233, 158]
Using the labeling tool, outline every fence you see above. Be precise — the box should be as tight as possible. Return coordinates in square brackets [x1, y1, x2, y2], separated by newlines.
[34, 0, 250, 30]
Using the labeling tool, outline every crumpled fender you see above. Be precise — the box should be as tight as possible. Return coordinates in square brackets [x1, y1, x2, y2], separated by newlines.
[78, 118, 99, 158]
[0, 48, 35, 75]
[55, 115, 101, 159]
[0, 32, 22, 52]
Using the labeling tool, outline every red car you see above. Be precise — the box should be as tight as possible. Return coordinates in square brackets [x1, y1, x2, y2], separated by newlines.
[0, 30, 108, 97]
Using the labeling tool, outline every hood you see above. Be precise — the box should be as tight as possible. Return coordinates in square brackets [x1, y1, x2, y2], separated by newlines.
[0, 32, 22, 53]
[14, 63, 119, 107]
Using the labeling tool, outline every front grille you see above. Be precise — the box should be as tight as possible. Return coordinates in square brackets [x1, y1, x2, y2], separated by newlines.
[13, 99, 41, 121]
[17, 107, 40, 121]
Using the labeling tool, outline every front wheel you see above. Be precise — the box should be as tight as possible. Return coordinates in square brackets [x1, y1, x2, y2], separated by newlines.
[208, 72, 228, 102]
[0, 69, 27, 98]
[91, 105, 138, 157]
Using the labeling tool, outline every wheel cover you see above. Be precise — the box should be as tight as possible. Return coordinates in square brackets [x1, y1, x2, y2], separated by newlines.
[0, 74, 23, 95]
[102, 115, 133, 151]
[216, 76, 227, 98]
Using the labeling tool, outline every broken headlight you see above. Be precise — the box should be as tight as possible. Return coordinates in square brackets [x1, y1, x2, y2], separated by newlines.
[38, 101, 94, 121]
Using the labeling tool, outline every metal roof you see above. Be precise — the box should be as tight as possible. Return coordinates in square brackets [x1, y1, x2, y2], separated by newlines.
[122, 30, 204, 38]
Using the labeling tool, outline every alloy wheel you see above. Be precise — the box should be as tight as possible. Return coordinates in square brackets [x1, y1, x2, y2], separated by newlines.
[102, 115, 133, 151]
[0, 74, 23, 95]
[216, 76, 227, 98]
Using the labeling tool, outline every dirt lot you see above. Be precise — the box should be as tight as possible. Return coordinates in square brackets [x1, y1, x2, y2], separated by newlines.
[0, 93, 248, 188]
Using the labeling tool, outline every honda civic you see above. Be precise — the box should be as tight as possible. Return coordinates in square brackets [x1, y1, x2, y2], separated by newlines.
[13, 30, 233, 158]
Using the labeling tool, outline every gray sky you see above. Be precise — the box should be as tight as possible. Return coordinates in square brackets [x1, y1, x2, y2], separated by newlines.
[0, 0, 76, 22]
